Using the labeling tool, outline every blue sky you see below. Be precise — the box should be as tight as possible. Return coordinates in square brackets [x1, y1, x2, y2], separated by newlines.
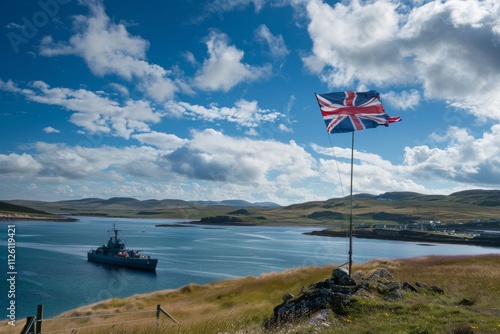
[1, 0, 499, 205]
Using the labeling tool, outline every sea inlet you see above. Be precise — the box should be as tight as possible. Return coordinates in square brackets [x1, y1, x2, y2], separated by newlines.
[2, 216, 499, 319]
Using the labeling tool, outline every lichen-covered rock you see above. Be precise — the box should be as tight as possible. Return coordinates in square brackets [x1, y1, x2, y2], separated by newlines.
[307, 309, 333, 328]
[266, 268, 430, 329]
[386, 288, 406, 300]
[331, 268, 357, 286]
[353, 269, 396, 297]
[332, 267, 349, 280]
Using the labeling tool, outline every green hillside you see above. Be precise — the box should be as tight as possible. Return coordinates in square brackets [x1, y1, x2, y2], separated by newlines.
[4, 189, 500, 225]
[0, 201, 77, 221]
[0, 201, 53, 215]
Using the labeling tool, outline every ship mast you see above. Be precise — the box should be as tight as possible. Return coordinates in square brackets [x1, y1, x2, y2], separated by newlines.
[109, 223, 122, 243]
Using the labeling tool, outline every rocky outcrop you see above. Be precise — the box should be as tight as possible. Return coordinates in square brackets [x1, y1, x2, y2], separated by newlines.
[265, 268, 442, 328]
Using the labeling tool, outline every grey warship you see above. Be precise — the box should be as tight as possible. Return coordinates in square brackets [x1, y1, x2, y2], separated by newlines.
[87, 224, 158, 271]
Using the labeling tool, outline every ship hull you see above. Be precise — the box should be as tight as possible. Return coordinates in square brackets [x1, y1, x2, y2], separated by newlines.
[87, 252, 158, 271]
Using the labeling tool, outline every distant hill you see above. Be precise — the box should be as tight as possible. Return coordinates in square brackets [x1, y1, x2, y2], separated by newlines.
[4, 197, 281, 219]
[449, 189, 500, 206]
[283, 189, 500, 224]
[0, 201, 78, 221]
[3, 189, 499, 224]
[375, 191, 436, 201]
[0, 201, 52, 215]
[190, 199, 280, 207]
[349, 190, 500, 206]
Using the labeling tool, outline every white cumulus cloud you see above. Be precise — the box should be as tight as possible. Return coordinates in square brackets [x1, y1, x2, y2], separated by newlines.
[39, 0, 180, 101]
[193, 31, 272, 92]
[303, 0, 500, 121]
[0, 80, 162, 139]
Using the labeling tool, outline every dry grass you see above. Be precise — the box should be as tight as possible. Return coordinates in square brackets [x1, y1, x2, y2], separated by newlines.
[2, 254, 499, 333]
[385, 255, 500, 310]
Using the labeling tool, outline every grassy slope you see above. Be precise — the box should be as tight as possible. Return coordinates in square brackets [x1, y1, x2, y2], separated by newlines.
[0, 201, 53, 216]
[5, 254, 499, 334]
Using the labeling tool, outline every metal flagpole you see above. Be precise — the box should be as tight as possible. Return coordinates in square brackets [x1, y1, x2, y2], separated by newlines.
[348, 131, 354, 276]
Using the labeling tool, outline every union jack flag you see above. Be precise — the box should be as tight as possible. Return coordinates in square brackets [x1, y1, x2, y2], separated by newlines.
[315, 90, 401, 134]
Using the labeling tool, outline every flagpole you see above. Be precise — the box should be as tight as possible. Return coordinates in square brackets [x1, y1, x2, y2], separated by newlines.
[348, 131, 354, 276]
[315, 90, 401, 276]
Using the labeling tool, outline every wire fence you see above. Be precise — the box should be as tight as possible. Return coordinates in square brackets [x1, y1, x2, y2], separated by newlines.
[21, 304, 179, 334]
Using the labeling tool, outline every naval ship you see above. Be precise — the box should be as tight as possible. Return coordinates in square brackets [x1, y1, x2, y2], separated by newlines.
[87, 224, 158, 271]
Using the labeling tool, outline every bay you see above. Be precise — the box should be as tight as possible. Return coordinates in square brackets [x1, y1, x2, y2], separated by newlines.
[1, 216, 499, 320]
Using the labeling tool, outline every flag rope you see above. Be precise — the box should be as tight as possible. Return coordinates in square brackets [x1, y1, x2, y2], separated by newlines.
[326, 134, 345, 198]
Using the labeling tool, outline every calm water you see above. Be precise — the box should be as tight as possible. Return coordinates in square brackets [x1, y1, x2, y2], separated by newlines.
[2, 217, 499, 320]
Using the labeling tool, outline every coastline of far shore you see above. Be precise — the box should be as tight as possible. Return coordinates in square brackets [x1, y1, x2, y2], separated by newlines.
[305, 228, 500, 248]
[0, 213, 78, 222]
[2, 214, 499, 248]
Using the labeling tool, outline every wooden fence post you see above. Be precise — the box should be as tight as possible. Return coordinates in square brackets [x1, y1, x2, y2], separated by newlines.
[20, 316, 35, 334]
[156, 304, 179, 324]
[35, 305, 43, 334]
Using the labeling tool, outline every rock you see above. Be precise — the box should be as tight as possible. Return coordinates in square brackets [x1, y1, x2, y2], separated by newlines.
[332, 267, 349, 279]
[282, 292, 294, 302]
[430, 285, 445, 294]
[266, 268, 432, 329]
[458, 298, 474, 306]
[386, 288, 406, 300]
[308, 309, 333, 327]
[352, 272, 365, 282]
[332, 267, 356, 285]
[385, 281, 400, 291]
[402, 282, 417, 292]
[338, 275, 357, 286]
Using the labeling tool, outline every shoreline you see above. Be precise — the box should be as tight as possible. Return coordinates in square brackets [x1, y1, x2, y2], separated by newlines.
[3, 215, 499, 247]
[0, 213, 78, 222]
[305, 228, 500, 247]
